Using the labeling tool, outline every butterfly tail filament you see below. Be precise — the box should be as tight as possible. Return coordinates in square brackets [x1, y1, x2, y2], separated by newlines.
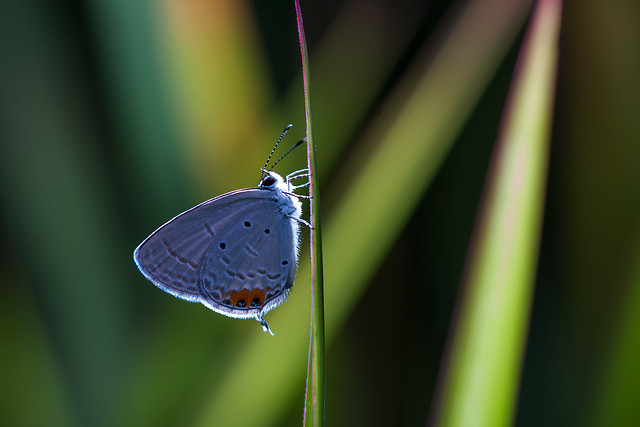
[257, 316, 274, 336]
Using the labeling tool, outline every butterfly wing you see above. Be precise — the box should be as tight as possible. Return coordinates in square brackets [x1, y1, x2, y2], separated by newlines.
[134, 188, 299, 320]
[197, 199, 299, 319]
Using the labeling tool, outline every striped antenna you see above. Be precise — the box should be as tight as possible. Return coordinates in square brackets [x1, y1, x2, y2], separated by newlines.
[261, 124, 293, 181]
[267, 138, 305, 172]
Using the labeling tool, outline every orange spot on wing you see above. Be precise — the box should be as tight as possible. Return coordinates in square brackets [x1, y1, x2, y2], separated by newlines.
[224, 289, 266, 308]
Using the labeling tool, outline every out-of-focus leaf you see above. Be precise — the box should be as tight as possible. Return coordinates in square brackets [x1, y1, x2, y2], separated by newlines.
[430, 1, 560, 426]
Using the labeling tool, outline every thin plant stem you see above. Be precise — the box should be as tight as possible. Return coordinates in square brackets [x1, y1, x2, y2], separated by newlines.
[295, 1, 325, 426]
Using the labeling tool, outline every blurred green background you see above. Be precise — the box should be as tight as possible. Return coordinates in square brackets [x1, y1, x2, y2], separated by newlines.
[0, 0, 639, 426]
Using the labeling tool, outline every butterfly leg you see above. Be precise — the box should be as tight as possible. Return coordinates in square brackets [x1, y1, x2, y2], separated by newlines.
[289, 215, 313, 229]
[290, 181, 310, 190]
[287, 174, 310, 183]
[283, 190, 312, 199]
[286, 169, 309, 185]
[286, 168, 309, 181]
[286, 169, 310, 195]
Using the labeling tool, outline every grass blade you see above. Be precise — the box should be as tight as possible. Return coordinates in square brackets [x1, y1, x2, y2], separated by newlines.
[593, 238, 640, 426]
[430, 1, 562, 426]
[295, 1, 326, 425]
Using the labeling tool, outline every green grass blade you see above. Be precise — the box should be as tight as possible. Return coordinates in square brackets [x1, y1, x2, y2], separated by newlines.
[430, 1, 561, 426]
[296, 1, 326, 426]
[0, 272, 76, 427]
[593, 237, 640, 426]
[0, 3, 135, 424]
[85, 0, 190, 212]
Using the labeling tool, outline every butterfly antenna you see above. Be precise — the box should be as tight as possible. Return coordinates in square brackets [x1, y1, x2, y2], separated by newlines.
[268, 138, 306, 172]
[261, 124, 293, 181]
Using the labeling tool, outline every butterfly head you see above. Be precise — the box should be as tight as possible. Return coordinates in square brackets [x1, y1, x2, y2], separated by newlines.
[259, 171, 288, 192]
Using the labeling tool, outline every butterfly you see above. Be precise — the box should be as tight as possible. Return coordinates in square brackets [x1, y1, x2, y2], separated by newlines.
[134, 127, 308, 335]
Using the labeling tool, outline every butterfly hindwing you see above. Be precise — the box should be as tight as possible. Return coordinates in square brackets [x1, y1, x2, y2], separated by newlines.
[198, 201, 298, 318]
[134, 189, 298, 317]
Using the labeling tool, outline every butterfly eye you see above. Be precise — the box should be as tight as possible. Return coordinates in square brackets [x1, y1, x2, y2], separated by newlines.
[262, 176, 276, 187]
